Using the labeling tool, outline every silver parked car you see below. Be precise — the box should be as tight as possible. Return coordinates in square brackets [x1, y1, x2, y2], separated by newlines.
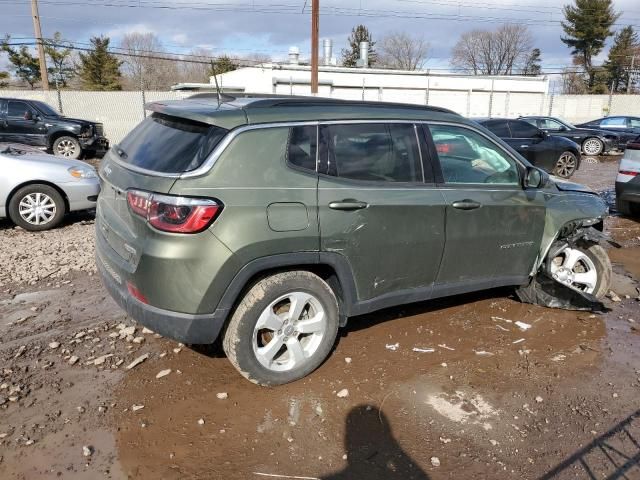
[0, 143, 100, 231]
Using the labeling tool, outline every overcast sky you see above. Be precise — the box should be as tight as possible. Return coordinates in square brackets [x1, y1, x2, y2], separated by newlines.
[1, 0, 639, 75]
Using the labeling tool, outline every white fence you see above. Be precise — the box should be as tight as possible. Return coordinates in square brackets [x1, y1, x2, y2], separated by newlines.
[3, 89, 640, 144]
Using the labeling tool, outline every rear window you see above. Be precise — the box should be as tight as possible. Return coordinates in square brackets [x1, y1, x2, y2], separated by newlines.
[117, 113, 228, 173]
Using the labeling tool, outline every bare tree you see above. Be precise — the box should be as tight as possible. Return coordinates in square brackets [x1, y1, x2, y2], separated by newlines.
[378, 32, 429, 70]
[119, 32, 179, 90]
[178, 47, 214, 83]
[451, 24, 532, 75]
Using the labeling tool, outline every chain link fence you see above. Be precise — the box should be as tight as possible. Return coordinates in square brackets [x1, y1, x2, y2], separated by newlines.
[3, 88, 640, 144]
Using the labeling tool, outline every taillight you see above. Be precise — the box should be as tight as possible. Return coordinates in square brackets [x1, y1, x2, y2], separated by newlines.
[619, 170, 638, 177]
[126, 189, 221, 233]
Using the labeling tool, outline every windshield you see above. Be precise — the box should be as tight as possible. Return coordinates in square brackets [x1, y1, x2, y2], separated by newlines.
[116, 113, 228, 174]
[556, 117, 576, 129]
[31, 100, 60, 117]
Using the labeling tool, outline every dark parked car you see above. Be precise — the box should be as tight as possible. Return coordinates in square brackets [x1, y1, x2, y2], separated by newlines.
[575, 116, 640, 150]
[96, 96, 610, 385]
[0, 98, 109, 159]
[476, 118, 581, 178]
[520, 116, 619, 156]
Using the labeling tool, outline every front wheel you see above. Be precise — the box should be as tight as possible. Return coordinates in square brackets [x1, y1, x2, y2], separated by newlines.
[52, 136, 82, 159]
[548, 243, 611, 299]
[223, 271, 339, 386]
[8, 184, 66, 231]
[582, 137, 604, 156]
[553, 151, 578, 178]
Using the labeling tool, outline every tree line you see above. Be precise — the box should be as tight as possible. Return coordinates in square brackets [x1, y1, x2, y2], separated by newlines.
[0, 0, 638, 93]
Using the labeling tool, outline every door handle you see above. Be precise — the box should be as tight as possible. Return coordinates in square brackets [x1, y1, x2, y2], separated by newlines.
[328, 200, 368, 211]
[452, 199, 482, 210]
[520, 144, 529, 148]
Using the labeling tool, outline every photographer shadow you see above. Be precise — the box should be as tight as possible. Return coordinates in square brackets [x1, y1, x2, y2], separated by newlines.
[323, 404, 430, 480]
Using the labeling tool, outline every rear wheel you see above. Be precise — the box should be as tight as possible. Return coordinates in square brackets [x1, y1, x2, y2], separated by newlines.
[616, 198, 639, 217]
[223, 271, 339, 386]
[548, 243, 611, 299]
[553, 151, 578, 178]
[582, 137, 604, 156]
[52, 136, 82, 159]
[8, 184, 65, 231]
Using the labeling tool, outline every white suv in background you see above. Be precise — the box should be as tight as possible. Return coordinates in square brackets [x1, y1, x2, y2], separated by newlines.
[616, 137, 640, 216]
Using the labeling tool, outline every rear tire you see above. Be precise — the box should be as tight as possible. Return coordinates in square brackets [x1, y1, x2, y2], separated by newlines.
[52, 136, 82, 159]
[8, 184, 65, 231]
[223, 271, 339, 386]
[553, 151, 578, 178]
[582, 137, 604, 156]
[616, 198, 639, 217]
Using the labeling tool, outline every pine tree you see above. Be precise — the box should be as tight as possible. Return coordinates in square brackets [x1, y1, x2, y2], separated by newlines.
[561, 0, 619, 92]
[522, 48, 542, 75]
[341, 25, 377, 67]
[77, 36, 122, 91]
[0, 70, 9, 88]
[209, 55, 237, 76]
[44, 32, 75, 87]
[604, 26, 639, 93]
[1, 36, 41, 88]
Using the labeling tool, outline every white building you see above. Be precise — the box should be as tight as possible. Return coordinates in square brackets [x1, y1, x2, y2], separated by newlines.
[172, 45, 550, 118]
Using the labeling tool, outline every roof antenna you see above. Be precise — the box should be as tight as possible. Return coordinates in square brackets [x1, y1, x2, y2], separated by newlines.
[211, 60, 222, 107]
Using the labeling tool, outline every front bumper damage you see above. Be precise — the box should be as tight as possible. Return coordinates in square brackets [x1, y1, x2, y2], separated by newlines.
[516, 227, 614, 312]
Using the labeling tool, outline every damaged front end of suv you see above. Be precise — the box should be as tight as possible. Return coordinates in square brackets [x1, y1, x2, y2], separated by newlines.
[518, 176, 612, 311]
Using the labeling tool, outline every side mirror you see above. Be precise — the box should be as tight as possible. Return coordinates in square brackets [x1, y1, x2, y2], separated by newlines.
[525, 166, 547, 189]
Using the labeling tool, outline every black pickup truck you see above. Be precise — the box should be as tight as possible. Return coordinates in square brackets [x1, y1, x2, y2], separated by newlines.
[0, 98, 109, 159]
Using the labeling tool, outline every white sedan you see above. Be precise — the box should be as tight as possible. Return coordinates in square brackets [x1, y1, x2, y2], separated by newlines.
[0, 143, 100, 231]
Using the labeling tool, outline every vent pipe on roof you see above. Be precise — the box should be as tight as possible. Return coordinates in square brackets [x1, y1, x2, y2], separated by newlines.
[288, 46, 300, 65]
[322, 38, 333, 66]
[357, 41, 369, 68]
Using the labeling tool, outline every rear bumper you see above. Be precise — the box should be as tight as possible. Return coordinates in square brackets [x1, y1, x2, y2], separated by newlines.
[96, 231, 226, 344]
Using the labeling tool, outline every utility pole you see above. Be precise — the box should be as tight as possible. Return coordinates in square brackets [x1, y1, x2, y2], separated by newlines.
[31, 0, 49, 90]
[310, 0, 319, 94]
[627, 54, 636, 95]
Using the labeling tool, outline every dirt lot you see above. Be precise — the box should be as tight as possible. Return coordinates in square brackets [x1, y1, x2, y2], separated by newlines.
[1, 155, 640, 480]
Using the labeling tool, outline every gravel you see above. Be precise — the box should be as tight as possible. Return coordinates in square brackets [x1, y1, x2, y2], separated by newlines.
[0, 220, 97, 288]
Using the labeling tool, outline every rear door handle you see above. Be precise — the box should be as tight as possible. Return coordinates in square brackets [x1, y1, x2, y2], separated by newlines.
[452, 199, 482, 210]
[329, 200, 368, 211]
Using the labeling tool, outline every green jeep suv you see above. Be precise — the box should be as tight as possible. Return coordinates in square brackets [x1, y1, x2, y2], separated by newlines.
[96, 96, 611, 386]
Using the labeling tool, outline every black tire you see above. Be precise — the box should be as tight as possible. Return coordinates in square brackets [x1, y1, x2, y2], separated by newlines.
[553, 151, 578, 178]
[223, 271, 339, 386]
[576, 242, 611, 300]
[52, 136, 82, 159]
[582, 137, 604, 156]
[616, 198, 639, 217]
[8, 184, 66, 231]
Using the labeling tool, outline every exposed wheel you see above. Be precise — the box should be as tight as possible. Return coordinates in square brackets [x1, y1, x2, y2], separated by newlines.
[548, 243, 611, 299]
[582, 137, 604, 156]
[553, 151, 578, 178]
[223, 271, 339, 386]
[616, 198, 639, 217]
[8, 184, 65, 231]
[52, 136, 82, 159]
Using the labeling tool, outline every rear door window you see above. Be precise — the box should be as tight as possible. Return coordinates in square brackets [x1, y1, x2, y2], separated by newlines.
[287, 125, 317, 171]
[117, 113, 228, 174]
[482, 120, 511, 138]
[509, 120, 540, 138]
[429, 124, 519, 185]
[324, 123, 422, 183]
[600, 117, 627, 127]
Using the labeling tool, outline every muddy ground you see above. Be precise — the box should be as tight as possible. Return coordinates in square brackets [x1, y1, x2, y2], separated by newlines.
[1, 155, 640, 480]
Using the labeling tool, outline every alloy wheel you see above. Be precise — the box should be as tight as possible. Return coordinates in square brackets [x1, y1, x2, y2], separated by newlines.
[18, 192, 57, 226]
[549, 246, 598, 295]
[583, 138, 603, 156]
[252, 291, 327, 372]
[56, 139, 78, 157]
[555, 153, 577, 178]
